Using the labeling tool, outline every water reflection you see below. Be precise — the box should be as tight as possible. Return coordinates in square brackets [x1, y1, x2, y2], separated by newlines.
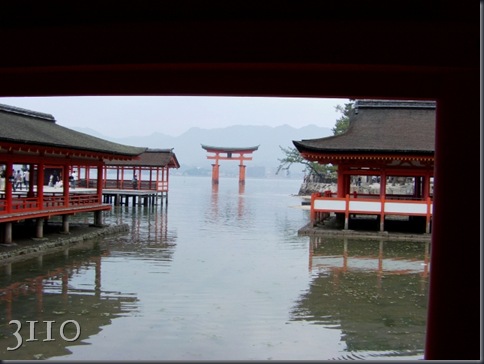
[103, 204, 176, 245]
[291, 236, 430, 359]
[206, 181, 247, 226]
[0, 240, 139, 360]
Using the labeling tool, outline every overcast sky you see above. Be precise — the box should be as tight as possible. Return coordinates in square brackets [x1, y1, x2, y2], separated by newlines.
[0, 96, 349, 138]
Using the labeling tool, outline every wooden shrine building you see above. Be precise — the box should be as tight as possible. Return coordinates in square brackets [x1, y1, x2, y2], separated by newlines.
[201, 144, 259, 185]
[101, 148, 180, 205]
[294, 100, 435, 233]
[0, 103, 146, 244]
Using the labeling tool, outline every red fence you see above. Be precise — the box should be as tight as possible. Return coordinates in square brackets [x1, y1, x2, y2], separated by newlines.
[0, 194, 100, 216]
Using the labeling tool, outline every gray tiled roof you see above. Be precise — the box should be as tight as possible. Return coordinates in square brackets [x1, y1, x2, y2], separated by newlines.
[0, 103, 146, 157]
[105, 148, 180, 168]
[293, 100, 435, 155]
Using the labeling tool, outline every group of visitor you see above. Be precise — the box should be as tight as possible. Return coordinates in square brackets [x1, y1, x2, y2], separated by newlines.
[11, 169, 29, 192]
[48, 170, 77, 189]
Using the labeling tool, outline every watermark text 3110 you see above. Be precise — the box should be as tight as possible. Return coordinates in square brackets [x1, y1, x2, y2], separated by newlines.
[7, 320, 81, 351]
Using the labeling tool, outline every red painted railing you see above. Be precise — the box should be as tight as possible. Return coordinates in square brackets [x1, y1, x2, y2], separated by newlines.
[310, 193, 433, 233]
[11, 197, 39, 212]
[0, 194, 100, 216]
[157, 181, 168, 192]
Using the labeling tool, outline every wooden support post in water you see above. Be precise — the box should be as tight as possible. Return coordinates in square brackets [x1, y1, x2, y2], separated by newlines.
[379, 214, 385, 232]
[62, 215, 70, 234]
[94, 210, 103, 227]
[3, 223, 13, 244]
[344, 194, 350, 230]
[36, 218, 44, 238]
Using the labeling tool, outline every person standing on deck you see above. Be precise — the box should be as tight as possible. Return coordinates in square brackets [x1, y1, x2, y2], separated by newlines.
[132, 174, 138, 190]
[70, 170, 77, 189]
[23, 169, 29, 188]
[15, 170, 23, 191]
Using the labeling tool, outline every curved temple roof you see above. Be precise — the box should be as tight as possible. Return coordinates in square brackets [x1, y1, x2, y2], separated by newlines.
[0, 103, 146, 158]
[293, 100, 436, 157]
[105, 148, 180, 168]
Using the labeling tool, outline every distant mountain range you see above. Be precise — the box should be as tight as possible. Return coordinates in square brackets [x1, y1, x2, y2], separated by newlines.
[72, 124, 332, 176]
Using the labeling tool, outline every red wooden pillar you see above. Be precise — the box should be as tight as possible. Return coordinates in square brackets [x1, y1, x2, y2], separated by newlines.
[37, 161, 44, 210]
[156, 167, 160, 191]
[103, 165, 107, 188]
[211, 152, 220, 185]
[86, 166, 90, 188]
[97, 164, 103, 202]
[166, 167, 169, 192]
[423, 172, 431, 200]
[149, 168, 153, 190]
[5, 161, 13, 213]
[28, 163, 35, 197]
[63, 164, 69, 207]
[336, 164, 345, 198]
[2, 161, 14, 243]
[121, 166, 125, 189]
[424, 86, 479, 359]
[211, 164, 219, 184]
[238, 164, 246, 184]
[379, 170, 387, 232]
[138, 167, 142, 189]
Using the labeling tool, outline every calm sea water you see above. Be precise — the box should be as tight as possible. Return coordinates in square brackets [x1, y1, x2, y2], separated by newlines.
[0, 176, 429, 360]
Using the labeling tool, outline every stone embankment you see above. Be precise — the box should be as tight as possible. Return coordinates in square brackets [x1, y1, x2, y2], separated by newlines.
[0, 223, 129, 264]
[298, 182, 337, 195]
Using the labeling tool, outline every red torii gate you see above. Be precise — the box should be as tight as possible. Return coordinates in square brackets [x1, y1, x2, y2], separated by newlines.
[201, 144, 259, 185]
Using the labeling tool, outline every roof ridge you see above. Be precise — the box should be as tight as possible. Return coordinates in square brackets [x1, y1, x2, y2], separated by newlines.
[355, 99, 436, 110]
[0, 103, 56, 121]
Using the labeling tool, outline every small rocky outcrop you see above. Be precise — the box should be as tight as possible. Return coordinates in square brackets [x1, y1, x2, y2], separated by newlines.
[297, 173, 337, 195]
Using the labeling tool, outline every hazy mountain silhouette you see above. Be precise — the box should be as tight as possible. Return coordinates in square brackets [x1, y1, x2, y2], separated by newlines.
[71, 124, 332, 175]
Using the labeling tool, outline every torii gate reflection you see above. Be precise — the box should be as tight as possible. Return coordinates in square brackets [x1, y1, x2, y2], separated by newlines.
[201, 144, 259, 185]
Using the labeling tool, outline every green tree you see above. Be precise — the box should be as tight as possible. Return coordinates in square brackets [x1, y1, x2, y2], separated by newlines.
[331, 100, 354, 135]
[276, 145, 335, 179]
[276, 101, 354, 178]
